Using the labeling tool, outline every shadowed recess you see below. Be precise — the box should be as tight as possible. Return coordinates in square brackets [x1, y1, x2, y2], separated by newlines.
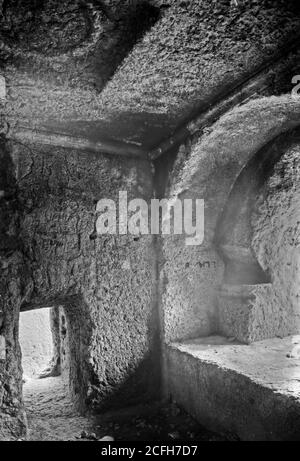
[215, 126, 300, 285]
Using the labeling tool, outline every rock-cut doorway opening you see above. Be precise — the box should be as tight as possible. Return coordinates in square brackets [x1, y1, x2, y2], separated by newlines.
[19, 306, 77, 439]
[20, 308, 54, 381]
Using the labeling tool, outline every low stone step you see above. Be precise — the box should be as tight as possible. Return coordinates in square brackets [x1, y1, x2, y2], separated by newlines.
[166, 335, 300, 441]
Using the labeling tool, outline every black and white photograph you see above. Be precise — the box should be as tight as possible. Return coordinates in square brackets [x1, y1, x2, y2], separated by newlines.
[0, 0, 300, 446]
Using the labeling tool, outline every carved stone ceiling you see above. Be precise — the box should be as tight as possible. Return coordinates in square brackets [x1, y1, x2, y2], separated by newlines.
[1, 0, 300, 153]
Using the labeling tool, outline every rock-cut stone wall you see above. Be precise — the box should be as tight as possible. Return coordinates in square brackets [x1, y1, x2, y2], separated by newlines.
[0, 139, 160, 438]
[160, 96, 300, 346]
[0, 138, 27, 439]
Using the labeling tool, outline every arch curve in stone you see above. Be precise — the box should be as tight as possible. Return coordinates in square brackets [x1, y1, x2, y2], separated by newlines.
[163, 96, 300, 344]
[171, 96, 300, 246]
[214, 126, 300, 285]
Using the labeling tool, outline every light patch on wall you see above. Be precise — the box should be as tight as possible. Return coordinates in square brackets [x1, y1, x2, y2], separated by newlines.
[0, 76, 6, 101]
[122, 260, 131, 271]
[19, 308, 53, 378]
[0, 336, 5, 360]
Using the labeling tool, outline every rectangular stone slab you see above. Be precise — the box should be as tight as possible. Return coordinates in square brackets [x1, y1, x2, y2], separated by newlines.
[167, 335, 300, 441]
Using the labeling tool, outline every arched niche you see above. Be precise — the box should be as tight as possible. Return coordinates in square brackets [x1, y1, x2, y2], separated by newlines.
[214, 127, 300, 285]
[162, 96, 300, 344]
[214, 127, 300, 343]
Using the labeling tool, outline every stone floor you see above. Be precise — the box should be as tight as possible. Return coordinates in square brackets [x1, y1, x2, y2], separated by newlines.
[23, 377, 93, 441]
[22, 376, 228, 441]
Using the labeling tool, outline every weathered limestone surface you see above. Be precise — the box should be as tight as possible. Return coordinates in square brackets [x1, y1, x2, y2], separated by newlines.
[0, 139, 159, 438]
[0, 139, 27, 439]
[0, 76, 5, 101]
[0, 336, 5, 360]
[48, 307, 62, 377]
[162, 97, 300, 436]
[160, 96, 300, 345]
[252, 143, 300, 339]
[100, 0, 300, 122]
[1, 0, 300, 442]
[167, 336, 300, 441]
[3, 1, 300, 147]
[217, 284, 274, 343]
[217, 137, 300, 342]
[14, 142, 160, 412]
[217, 142, 300, 342]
